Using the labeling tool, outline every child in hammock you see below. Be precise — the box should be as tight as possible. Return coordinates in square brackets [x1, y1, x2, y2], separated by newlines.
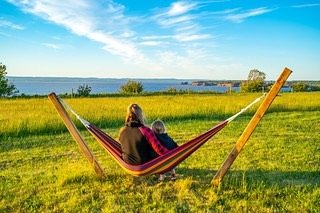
[151, 119, 178, 181]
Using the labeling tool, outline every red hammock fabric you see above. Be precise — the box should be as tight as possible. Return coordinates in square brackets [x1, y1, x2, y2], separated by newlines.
[86, 120, 228, 176]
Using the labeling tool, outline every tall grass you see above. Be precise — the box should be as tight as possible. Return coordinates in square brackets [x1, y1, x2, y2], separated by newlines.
[1, 92, 320, 138]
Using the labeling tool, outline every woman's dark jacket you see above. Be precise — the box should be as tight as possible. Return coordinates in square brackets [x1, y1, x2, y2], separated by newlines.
[119, 121, 160, 165]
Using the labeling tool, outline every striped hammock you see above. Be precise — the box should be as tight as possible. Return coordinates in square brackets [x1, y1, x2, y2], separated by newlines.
[86, 120, 227, 176]
[60, 94, 265, 177]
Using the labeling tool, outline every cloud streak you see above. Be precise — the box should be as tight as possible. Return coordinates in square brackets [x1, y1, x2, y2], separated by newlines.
[7, 0, 144, 62]
[291, 4, 320, 8]
[167, 1, 197, 16]
[225, 7, 275, 23]
[0, 19, 24, 30]
[42, 43, 60, 49]
[151, 1, 212, 44]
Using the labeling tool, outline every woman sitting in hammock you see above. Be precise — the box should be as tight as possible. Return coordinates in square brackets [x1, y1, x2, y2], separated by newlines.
[119, 104, 169, 165]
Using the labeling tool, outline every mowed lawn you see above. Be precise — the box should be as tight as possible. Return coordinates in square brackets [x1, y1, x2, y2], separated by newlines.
[0, 92, 319, 212]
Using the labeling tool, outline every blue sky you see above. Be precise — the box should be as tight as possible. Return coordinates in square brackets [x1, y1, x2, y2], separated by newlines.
[0, 0, 319, 80]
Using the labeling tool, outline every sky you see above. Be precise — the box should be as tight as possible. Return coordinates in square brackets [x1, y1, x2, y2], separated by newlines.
[0, 0, 319, 80]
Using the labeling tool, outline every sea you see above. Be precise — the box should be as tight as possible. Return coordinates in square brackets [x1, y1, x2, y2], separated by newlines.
[7, 76, 240, 95]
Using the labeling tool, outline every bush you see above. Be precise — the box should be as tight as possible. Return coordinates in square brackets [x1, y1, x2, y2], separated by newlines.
[166, 87, 178, 93]
[310, 85, 320, 91]
[292, 82, 308, 92]
[240, 80, 264, 92]
[77, 84, 92, 97]
[120, 80, 143, 94]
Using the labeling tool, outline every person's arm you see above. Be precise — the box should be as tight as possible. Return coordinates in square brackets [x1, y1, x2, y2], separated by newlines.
[139, 126, 168, 155]
[167, 134, 178, 148]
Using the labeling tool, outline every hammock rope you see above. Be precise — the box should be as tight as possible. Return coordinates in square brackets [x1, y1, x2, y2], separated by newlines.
[59, 97, 90, 127]
[58, 94, 265, 176]
[225, 93, 266, 122]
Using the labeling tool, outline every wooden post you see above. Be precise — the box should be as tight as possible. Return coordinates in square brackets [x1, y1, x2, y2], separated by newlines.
[48, 92, 105, 177]
[212, 67, 292, 186]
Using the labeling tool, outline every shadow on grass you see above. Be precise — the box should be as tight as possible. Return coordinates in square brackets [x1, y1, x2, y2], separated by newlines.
[60, 167, 319, 188]
[162, 167, 320, 187]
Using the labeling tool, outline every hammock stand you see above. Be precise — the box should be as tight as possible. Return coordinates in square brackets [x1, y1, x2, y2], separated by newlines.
[48, 67, 292, 185]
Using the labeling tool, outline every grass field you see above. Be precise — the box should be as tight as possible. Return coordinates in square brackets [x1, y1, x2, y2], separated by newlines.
[1, 92, 319, 212]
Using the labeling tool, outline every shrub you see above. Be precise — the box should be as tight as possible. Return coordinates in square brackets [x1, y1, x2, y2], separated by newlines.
[240, 80, 264, 92]
[77, 84, 92, 97]
[120, 80, 143, 94]
[166, 87, 178, 93]
[292, 82, 308, 92]
[310, 85, 320, 91]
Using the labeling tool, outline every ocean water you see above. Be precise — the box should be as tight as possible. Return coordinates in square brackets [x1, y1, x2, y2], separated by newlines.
[8, 77, 239, 95]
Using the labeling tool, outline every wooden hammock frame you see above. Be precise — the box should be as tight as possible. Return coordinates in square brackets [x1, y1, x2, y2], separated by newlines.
[48, 67, 292, 185]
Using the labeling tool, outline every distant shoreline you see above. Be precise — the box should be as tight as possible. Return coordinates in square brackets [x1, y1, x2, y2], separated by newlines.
[7, 76, 241, 95]
[7, 76, 317, 96]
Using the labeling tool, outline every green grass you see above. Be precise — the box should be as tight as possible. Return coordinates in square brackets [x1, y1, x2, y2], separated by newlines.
[1, 93, 319, 212]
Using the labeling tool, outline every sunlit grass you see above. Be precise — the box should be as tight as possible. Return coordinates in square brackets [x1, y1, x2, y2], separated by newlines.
[0, 92, 319, 212]
[1, 92, 320, 138]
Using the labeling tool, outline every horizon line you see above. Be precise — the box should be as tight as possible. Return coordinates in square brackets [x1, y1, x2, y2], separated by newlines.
[7, 75, 320, 81]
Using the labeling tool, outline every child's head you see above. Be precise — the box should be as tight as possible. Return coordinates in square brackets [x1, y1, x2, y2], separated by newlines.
[151, 119, 166, 134]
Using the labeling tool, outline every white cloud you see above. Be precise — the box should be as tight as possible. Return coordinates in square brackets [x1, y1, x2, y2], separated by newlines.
[175, 24, 198, 32]
[151, 0, 212, 47]
[174, 33, 210, 42]
[167, 1, 197, 16]
[141, 35, 172, 40]
[88, 31, 142, 60]
[5, 0, 232, 78]
[0, 19, 24, 30]
[42, 43, 60, 49]
[225, 7, 274, 23]
[140, 41, 163, 46]
[141, 32, 210, 44]
[291, 4, 320, 8]
[157, 15, 194, 28]
[7, 0, 144, 61]
[152, 1, 199, 34]
[121, 30, 135, 38]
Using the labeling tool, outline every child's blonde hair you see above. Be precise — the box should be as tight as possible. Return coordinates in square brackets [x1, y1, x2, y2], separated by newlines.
[125, 103, 145, 124]
[151, 119, 166, 134]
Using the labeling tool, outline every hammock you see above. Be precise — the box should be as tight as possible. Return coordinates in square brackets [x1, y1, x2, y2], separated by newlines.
[58, 94, 265, 177]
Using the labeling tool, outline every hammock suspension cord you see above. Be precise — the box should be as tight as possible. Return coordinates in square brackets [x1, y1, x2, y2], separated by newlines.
[225, 93, 266, 122]
[58, 97, 90, 127]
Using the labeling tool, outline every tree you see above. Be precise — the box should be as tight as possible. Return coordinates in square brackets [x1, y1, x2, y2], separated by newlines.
[292, 82, 308, 92]
[0, 63, 18, 97]
[247, 69, 266, 81]
[120, 80, 144, 94]
[77, 84, 92, 96]
[240, 69, 266, 92]
[240, 80, 264, 92]
[310, 85, 320, 91]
